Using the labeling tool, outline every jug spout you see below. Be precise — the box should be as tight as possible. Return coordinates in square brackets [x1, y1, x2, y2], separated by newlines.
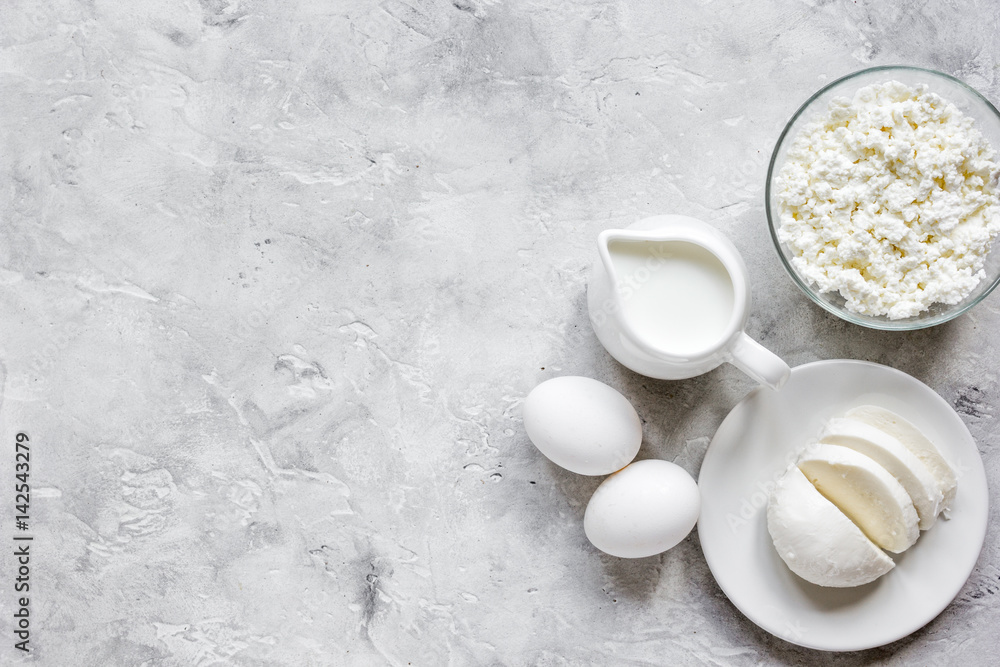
[595, 229, 662, 361]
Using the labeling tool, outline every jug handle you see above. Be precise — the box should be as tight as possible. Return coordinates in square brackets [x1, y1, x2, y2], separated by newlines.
[729, 333, 790, 390]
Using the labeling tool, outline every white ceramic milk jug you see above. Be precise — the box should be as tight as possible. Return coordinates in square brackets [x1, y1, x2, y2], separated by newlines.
[588, 215, 790, 389]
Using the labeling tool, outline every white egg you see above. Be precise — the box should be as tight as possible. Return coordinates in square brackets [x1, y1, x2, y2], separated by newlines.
[523, 376, 641, 476]
[584, 459, 700, 558]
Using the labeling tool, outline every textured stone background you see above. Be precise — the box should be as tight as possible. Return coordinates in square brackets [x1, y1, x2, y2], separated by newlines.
[1, 0, 998, 664]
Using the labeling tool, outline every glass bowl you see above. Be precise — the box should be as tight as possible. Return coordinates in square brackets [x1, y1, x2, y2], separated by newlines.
[765, 65, 1000, 330]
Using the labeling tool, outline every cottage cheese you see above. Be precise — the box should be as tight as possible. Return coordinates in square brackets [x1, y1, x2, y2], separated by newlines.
[776, 81, 1000, 319]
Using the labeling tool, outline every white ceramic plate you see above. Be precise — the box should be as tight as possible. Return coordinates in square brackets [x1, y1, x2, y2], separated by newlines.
[698, 360, 989, 651]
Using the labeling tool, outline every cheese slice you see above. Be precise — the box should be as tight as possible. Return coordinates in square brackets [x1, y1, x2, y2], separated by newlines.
[821, 417, 943, 530]
[767, 465, 894, 587]
[845, 405, 957, 511]
[798, 443, 919, 553]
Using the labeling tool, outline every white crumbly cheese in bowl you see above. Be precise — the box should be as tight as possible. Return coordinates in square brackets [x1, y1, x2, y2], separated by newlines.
[775, 81, 1000, 319]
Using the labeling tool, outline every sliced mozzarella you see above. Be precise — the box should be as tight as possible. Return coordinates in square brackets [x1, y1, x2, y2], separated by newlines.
[767, 465, 894, 587]
[846, 405, 957, 510]
[798, 443, 918, 553]
[821, 417, 943, 530]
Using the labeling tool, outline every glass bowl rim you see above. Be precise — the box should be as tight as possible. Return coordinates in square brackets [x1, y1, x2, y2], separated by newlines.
[765, 65, 1000, 331]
